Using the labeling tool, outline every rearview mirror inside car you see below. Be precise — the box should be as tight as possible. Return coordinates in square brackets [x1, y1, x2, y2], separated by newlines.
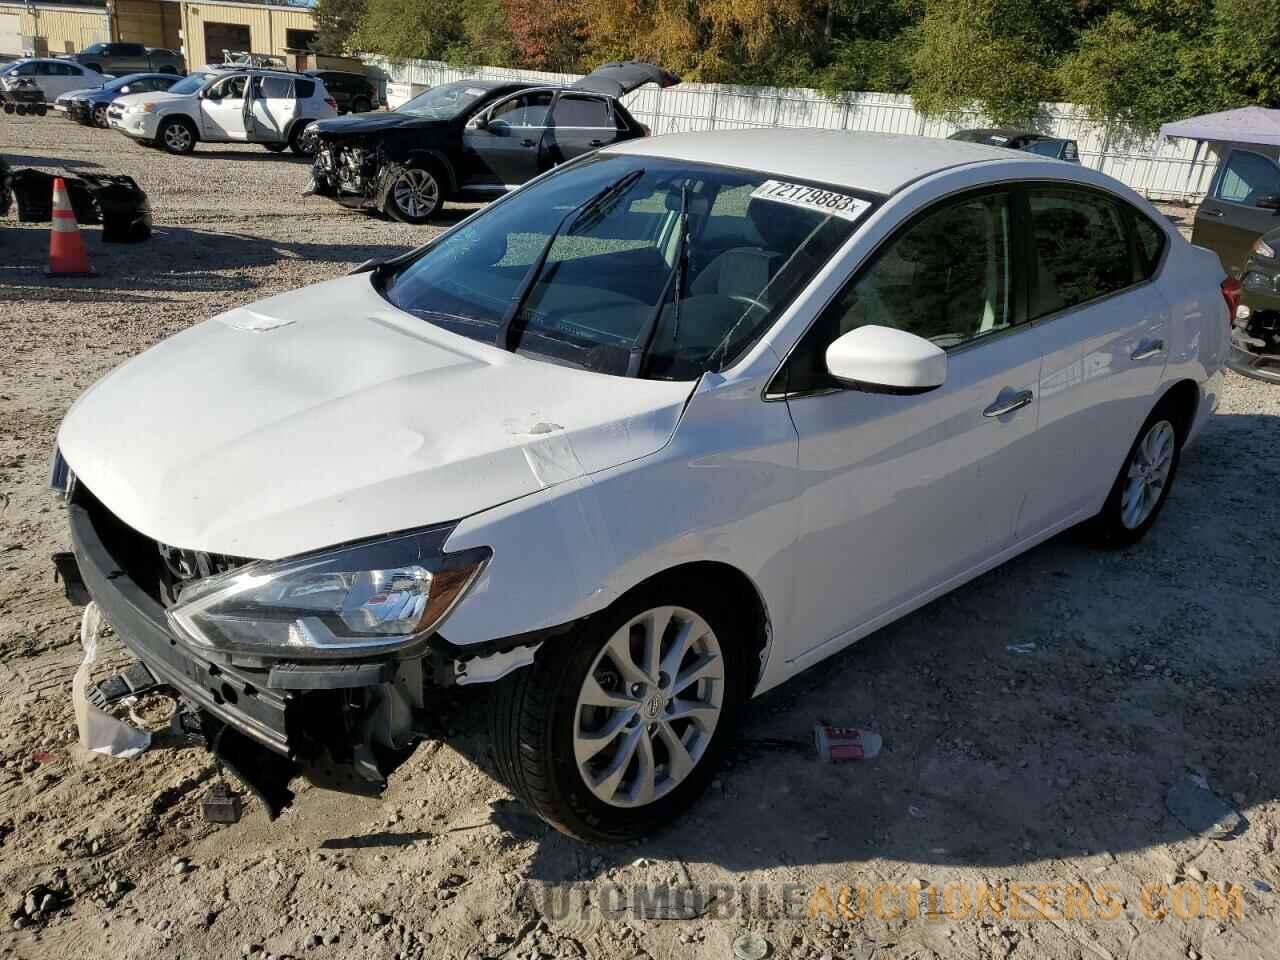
[1256, 194, 1280, 212]
[825, 325, 947, 394]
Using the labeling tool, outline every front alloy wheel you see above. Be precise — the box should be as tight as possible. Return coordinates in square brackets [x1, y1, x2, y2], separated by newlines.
[575, 607, 725, 808]
[93, 103, 108, 127]
[491, 588, 747, 842]
[387, 166, 441, 224]
[159, 119, 195, 155]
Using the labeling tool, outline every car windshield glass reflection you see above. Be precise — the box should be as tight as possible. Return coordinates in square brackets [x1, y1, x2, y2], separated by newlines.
[383, 155, 870, 380]
[397, 81, 494, 120]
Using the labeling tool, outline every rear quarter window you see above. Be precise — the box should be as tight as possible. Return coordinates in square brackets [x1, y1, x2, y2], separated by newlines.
[294, 78, 316, 99]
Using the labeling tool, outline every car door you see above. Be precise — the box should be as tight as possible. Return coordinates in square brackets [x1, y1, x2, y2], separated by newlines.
[461, 91, 552, 190]
[1021, 184, 1171, 534]
[35, 61, 74, 100]
[199, 73, 248, 141]
[1192, 148, 1280, 276]
[545, 93, 620, 166]
[247, 75, 294, 142]
[779, 187, 1044, 660]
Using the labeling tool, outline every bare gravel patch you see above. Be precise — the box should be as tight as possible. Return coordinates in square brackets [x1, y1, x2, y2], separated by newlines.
[1, 114, 1278, 960]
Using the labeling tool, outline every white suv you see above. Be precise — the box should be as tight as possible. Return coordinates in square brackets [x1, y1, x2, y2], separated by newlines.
[109, 68, 337, 155]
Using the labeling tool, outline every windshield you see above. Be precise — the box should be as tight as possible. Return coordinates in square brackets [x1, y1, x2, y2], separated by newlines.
[167, 71, 214, 95]
[383, 154, 871, 380]
[396, 81, 497, 120]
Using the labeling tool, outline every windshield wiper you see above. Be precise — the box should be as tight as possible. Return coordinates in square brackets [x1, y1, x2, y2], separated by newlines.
[494, 168, 645, 351]
[626, 183, 690, 378]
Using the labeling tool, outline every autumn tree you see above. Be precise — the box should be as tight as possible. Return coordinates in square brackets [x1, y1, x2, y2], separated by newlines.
[503, 0, 586, 71]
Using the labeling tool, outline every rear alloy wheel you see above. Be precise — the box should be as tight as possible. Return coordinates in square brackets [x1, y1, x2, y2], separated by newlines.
[491, 589, 747, 842]
[1094, 407, 1183, 546]
[351, 96, 372, 114]
[386, 166, 441, 224]
[93, 103, 108, 127]
[158, 118, 196, 155]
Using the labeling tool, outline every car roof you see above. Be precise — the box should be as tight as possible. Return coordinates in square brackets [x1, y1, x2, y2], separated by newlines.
[604, 129, 1033, 195]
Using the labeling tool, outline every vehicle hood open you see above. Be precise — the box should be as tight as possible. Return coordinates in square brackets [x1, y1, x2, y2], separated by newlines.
[57, 274, 695, 560]
[312, 112, 443, 137]
[572, 61, 680, 98]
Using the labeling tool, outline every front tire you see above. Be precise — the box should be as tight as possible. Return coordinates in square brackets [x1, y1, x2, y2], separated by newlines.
[158, 117, 196, 155]
[93, 103, 108, 127]
[1094, 404, 1183, 547]
[384, 164, 442, 224]
[491, 587, 748, 842]
[289, 121, 315, 156]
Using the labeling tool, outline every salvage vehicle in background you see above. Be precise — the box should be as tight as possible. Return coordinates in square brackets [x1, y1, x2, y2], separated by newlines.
[306, 61, 678, 223]
[949, 128, 1081, 163]
[54, 130, 1228, 841]
[57, 73, 180, 127]
[1188, 144, 1280, 382]
[0, 58, 104, 103]
[109, 68, 336, 155]
[306, 69, 378, 114]
[63, 42, 185, 77]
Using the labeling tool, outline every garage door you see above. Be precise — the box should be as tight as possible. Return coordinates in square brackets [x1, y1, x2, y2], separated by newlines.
[203, 22, 251, 61]
[0, 13, 21, 57]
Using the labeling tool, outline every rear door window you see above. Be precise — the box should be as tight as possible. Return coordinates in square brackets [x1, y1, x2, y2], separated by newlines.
[1027, 186, 1133, 317]
[255, 76, 293, 99]
[1215, 150, 1280, 207]
[1131, 214, 1167, 280]
[552, 95, 612, 128]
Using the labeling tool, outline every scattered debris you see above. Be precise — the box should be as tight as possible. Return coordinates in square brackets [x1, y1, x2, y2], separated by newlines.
[1165, 774, 1244, 840]
[72, 603, 152, 760]
[201, 781, 244, 824]
[733, 930, 771, 960]
[813, 724, 882, 762]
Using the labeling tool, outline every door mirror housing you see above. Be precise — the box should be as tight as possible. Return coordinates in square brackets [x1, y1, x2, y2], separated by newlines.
[468, 112, 488, 131]
[1255, 193, 1280, 212]
[825, 325, 947, 394]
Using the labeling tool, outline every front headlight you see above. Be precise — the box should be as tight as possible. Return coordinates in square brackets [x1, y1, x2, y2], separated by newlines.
[168, 528, 490, 658]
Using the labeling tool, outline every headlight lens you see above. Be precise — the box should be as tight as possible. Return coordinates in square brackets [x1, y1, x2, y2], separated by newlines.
[168, 528, 489, 657]
[1253, 238, 1276, 259]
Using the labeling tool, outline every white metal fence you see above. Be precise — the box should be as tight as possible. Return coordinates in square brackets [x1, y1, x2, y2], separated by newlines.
[362, 54, 1218, 204]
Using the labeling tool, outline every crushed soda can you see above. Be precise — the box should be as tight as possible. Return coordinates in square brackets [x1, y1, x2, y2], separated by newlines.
[814, 724, 882, 762]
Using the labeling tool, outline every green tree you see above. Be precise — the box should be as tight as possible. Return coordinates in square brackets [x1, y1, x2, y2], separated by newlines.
[444, 0, 518, 66]
[312, 0, 367, 55]
[1211, 0, 1280, 107]
[354, 0, 467, 60]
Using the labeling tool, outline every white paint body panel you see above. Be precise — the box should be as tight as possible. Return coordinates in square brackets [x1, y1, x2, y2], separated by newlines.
[58, 133, 1227, 698]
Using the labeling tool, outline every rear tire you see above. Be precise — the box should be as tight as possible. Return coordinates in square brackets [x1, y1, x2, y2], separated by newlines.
[158, 117, 196, 155]
[263, 142, 287, 153]
[351, 96, 372, 114]
[490, 584, 749, 842]
[1093, 403, 1184, 547]
[93, 103, 108, 127]
[289, 121, 315, 156]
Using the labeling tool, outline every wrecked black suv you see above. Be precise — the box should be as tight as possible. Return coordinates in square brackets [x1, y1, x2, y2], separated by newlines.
[306, 62, 678, 223]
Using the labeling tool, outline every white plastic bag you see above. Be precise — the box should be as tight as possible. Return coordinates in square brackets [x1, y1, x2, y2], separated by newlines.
[72, 603, 151, 760]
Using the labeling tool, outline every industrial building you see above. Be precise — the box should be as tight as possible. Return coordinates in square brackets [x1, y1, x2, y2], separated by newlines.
[0, 0, 319, 71]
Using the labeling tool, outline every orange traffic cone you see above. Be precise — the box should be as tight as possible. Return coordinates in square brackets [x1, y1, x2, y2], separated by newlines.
[46, 177, 95, 277]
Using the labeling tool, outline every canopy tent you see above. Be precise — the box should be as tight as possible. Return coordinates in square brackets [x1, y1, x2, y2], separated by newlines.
[1160, 106, 1280, 147]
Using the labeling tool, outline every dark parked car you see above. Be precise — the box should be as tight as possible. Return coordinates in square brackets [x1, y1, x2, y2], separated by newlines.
[306, 70, 378, 114]
[948, 128, 1080, 162]
[1189, 145, 1280, 382]
[307, 61, 678, 223]
[64, 72, 180, 127]
[64, 42, 185, 76]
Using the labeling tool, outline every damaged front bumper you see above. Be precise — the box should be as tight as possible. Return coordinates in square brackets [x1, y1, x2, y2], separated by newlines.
[1230, 285, 1280, 383]
[66, 484, 551, 816]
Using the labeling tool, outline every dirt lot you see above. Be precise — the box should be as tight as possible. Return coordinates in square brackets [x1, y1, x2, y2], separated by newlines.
[1, 114, 1278, 960]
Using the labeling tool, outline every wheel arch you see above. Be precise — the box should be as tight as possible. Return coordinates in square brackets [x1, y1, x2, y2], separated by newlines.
[593, 560, 773, 696]
[1154, 377, 1200, 439]
[402, 148, 457, 195]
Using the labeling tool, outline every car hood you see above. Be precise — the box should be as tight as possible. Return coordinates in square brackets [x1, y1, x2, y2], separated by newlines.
[58, 87, 96, 101]
[313, 112, 445, 137]
[57, 274, 694, 560]
[112, 90, 189, 109]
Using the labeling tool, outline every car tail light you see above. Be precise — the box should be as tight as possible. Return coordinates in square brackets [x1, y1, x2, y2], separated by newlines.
[1221, 275, 1243, 323]
[325, 97, 337, 110]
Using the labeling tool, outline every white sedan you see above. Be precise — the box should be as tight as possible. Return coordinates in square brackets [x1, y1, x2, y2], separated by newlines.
[0, 58, 104, 102]
[55, 130, 1228, 841]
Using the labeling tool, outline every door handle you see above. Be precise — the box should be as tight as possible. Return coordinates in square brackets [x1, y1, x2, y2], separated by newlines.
[1201, 208, 1224, 218]
[589, 139, 604, 146]
[1131, 338, 1165, 361]
[983, 389, 1034, 418]
[520, 138, 536, 147]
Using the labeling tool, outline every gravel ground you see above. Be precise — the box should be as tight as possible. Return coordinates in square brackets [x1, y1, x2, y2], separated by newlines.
[1, 114, 1279, 960]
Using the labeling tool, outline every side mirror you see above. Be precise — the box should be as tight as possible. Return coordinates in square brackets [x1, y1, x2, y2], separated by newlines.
[1256, 194, 1280, 212]
[825, 325, 947, 394]
[468, 112, 488, 131]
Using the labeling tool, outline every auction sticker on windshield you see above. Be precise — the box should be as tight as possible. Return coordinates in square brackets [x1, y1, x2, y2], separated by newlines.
[750, 180, 870, 221]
